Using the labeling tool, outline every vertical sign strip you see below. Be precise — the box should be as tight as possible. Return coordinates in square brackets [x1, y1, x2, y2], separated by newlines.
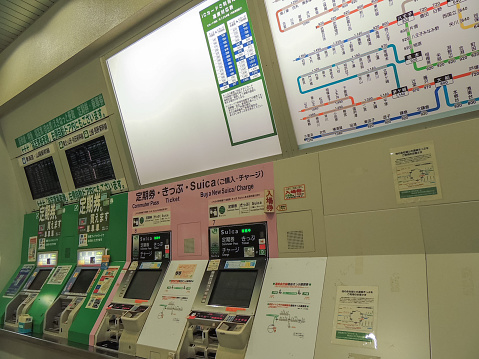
[200, 0, 277, 146]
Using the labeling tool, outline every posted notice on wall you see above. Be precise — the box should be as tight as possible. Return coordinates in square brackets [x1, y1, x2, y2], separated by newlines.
[332, 286, 378, 349]
[200, 0, 277, 145]
[245, 257, 327, 359]
[390, 141, 442, 203]
[48, 265, 72, 285]
[28, 236, 37, 262]
[85, 266, 119, 309]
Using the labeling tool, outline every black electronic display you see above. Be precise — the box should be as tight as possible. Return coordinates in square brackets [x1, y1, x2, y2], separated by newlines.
[28, 269, 52, 291]
[69, 269, 98, 294]
[208, 270, 258, 308]
[124, 270, 162, 300]
[65, 136, 115, 189]
[132, 232, 171, 261]
[209, 222, 267, 259]
[24, 156, 62, 200]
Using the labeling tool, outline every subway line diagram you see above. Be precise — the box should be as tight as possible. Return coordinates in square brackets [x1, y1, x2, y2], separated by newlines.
[265, 0, 479, 148]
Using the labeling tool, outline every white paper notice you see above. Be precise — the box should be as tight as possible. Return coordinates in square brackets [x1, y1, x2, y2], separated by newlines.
[136, 260, 208, 357]
[332, 286, 378, 348]
[48, 265, 72, 285]
[245, 257, 327, 359]
[390, 141, 442, 203]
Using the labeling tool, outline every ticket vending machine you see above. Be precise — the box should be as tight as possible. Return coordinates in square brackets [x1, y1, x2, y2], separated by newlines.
[4, 251, 58, 331]
[43, 248, 104, 340]
[178, 222, 268, 359]
[94, 231, 171, 355]
[0, 213, 38, 324]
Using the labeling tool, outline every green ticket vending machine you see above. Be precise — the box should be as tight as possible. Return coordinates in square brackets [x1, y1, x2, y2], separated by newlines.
[3, 251, 59, 331]
[0, 213, 38, 324]
[26, 203, 78, 334]
[66, 192, 128, 346]
[43, 248, 105, 341]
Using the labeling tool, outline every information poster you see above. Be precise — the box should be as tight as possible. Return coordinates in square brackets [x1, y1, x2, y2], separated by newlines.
[332, 286, 379, 348]
[132, 208, 171, 230]
[208, 192, 265, 220]
[48, 265, 72, 285]
[245, 258, 327, 359]
[78, 233, 105, 247]
[200, 0, 276, 145]
[3, 264, 35, 297]
[38, 203, 62, 249]
[391, 141, 442, 203]
[86, 266, 119, 309]
[28, 236, 37, 262]
[264, 0, 479, 148]
[78, 191, 110, 234]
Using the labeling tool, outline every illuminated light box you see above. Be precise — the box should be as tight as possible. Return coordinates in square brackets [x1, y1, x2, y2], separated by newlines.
[264, 0, 479, 148]
[106, 0, 281, 185]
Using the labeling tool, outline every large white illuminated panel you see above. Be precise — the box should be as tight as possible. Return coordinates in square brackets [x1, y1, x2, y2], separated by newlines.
[107, 0, 281, 185]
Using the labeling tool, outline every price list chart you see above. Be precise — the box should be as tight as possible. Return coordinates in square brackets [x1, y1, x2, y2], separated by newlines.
[264, 0, 479, 149]
[208, 23, 239, 91]
[228, 13, 261, 83]
[201, 0, 277, 145]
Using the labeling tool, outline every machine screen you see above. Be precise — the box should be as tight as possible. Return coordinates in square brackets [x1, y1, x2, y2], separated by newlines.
[209, 223, 267, 259]
[28, 269, 52, 291]
[77, 249, 104, 266]
[65, 136, 115, 188]
[37, 251, 58, 267]
[24, 156, 62, 200]
[70, 269, 98, 294]
[208, 270, 258, 308]
[124, 270, 162, 300]
[132, 232, 170, 262]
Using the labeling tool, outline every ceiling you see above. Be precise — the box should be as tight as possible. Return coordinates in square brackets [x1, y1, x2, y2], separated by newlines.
[0, 0, 58, 53]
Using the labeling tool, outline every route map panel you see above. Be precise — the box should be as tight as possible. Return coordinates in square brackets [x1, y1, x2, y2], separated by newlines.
[264, 0, 479, 149]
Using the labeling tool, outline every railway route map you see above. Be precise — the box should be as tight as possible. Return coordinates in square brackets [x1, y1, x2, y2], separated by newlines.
[264, 0, 479, 149]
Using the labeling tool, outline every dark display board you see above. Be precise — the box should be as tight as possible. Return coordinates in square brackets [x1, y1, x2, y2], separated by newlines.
[124, 270, 162, 300]
[24, 156, 62, 200]
[70, 269, 98, 294]
[65, 136, 115, 189]
[132, 232, 171, 261]
[209, 222, 267, 259]
[208, 270, 258, 308]
[28, 269, 52, 291]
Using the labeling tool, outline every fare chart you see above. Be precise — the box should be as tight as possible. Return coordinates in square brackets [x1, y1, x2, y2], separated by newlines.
[264, 0, 479, 149]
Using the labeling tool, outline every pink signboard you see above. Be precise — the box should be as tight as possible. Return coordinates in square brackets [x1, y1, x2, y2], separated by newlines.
[127, 162, 278, 260]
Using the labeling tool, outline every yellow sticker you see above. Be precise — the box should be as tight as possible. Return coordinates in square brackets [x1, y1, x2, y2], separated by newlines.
[207, 259, 221, 271]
